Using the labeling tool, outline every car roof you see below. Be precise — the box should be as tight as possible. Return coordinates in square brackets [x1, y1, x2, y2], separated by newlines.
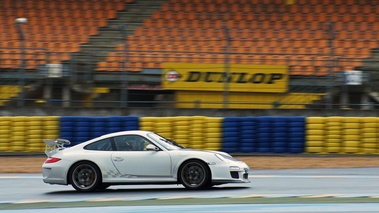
[99, 130, 153, 138]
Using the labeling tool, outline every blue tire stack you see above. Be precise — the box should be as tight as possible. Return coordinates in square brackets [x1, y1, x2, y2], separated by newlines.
[105, 116, 139, 133]
[271, 116, 289, 153]
[73, 116, 92, 145]
[221, 117, 240, 153]
[106, 116, 124, 133]
[287, 116, 306, 153]
[59, 116, 76, 146]
[60, 116, 92, 146]
[239, 117, 258, 153]
[256, 116, 272, 153]
[90, 117, 107, 138]
[60, 116, 141, 147]
[123, 116, 139, 131]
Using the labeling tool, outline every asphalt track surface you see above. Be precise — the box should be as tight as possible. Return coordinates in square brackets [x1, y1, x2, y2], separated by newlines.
[1, 168, 379, 212]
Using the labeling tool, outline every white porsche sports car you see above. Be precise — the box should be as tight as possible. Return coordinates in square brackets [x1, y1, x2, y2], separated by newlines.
[42, 130, 250, 192]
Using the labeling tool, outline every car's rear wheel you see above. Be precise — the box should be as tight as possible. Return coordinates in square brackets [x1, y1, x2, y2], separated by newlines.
[179, 160, 210, 189]
[69, 161, 101, 192]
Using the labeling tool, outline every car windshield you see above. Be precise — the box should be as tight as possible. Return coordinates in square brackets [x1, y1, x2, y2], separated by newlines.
[147, 133, 185, 150]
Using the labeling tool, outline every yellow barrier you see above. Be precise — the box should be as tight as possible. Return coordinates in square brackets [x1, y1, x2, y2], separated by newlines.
[306, 117, 326, 153]
[0, 116, 60, 153]
[204, 117, 222, 151]
[138, 116, 223, 150]
[306, 116, 379, 154]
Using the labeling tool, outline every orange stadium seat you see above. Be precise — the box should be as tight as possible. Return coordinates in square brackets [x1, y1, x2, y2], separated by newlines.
[1, 0, 368, 75]
[0, 0, 131, 70]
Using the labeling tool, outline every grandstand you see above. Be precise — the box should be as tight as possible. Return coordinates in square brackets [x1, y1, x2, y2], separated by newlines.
[0, 0, 378, 109]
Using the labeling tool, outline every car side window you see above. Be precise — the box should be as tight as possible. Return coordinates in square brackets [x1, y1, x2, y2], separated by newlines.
[84, 138, 113, 151]
[114, 135, 151, 151]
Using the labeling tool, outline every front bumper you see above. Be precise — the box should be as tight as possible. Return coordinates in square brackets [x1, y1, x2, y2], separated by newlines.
[210, 161, 250, 184]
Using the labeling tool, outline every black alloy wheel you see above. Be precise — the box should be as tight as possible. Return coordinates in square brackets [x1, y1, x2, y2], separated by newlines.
[69, 161, 101, 192]
[179, 160, 211, 189]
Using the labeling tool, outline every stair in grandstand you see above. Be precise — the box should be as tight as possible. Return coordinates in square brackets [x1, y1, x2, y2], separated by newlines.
[0, 85, 20, 106]
[67, 0, 168, 83]
[263, 75, 327, 109]
[0, 80, 44, 107]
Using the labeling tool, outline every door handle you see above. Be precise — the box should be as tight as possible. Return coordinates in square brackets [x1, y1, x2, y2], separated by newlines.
[113, 157, 124, 162]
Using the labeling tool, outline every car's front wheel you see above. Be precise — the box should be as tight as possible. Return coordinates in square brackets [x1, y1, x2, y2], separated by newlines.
[179, 160, 211, 190]
[69, 161, 101, 192]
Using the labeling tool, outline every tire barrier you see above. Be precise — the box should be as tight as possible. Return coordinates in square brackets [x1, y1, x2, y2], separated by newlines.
[361, 117, 378, 154]
[173, 116, 190, 147]
[221, 117, 240, 153]
[342, 117, 361, 153]
[204, 117, 223, 151]
[306, 116, 379, 154]
[0, 116, 59, 152]
[326, 116, 343, 153]
[139, 116, 222, 150]
[0, 116, 12, 152]
[60, 116, 139, 147]
[306, 117, 326, 153]
[256, 116, 272, 153]
[288, 116, 306, 153]
[0, 116, 378, 154]
[239, 117, 258, 153]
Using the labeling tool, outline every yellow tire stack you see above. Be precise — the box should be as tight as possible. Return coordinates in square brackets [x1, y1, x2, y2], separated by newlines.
[10, 116, 28, 152]
[173, 116, 190, 147]
[0, 116, 12, 152]
[325, 116, 343, 153]
[306, 117, 326, 153]
[204, 117, 222, 151]
[27, 116, 44, 152]
[189, 116, 206, 149]
[360, 117, 378, 154]
[341, 117, 361, 153]
[155, 117, 173, 140]
[42, 116, 60, 151]
[139, 117, 157, 132]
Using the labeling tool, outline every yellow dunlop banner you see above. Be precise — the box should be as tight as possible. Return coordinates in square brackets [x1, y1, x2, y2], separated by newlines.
[162, 63, 288, 93]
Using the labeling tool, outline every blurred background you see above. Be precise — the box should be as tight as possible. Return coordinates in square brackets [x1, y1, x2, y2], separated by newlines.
[1, 0, 379, 155]
[1, 0, 378, 111]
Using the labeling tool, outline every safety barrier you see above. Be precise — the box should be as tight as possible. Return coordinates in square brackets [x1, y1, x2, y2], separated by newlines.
[306, 117, 379, 154]
[0, 116, 59, 152]
[139, 116, 223, 151]
[222, 116, 306, 153]
[59, 116, 139, 146]
[0, 116, 378, 154]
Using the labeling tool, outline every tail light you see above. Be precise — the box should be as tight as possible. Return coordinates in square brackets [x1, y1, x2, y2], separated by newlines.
[45, 157, 61, 163]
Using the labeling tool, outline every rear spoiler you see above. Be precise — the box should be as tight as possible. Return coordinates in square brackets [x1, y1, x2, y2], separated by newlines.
[43, 139, 71, 157]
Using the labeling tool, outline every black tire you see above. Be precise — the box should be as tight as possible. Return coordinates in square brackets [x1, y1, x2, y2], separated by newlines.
[179, 160, 211, 190]
[69, 161, 101, 192]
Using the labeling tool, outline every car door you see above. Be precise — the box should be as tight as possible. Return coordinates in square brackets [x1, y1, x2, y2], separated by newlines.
[111, 135, 172, 177]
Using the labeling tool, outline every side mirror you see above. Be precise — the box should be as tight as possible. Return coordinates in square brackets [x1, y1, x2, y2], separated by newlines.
[146, 144, 159, 151]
